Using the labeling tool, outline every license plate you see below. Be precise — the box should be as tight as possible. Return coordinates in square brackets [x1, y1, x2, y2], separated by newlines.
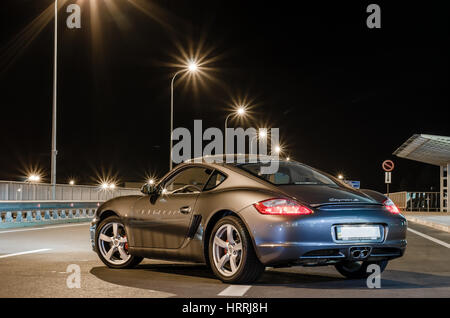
[336, 225, 381, 241]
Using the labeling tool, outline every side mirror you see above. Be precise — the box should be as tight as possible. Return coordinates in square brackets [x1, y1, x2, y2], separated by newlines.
[141, 183, 158, 195]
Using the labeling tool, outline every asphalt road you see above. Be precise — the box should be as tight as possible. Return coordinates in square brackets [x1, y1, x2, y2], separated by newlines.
[0, 221, 449, 298]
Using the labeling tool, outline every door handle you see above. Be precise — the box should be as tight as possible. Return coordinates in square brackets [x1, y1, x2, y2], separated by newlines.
[179, 206, 191, 214]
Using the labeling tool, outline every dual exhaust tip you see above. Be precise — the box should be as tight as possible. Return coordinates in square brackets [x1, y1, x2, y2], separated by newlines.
[349, 247, 371, 259]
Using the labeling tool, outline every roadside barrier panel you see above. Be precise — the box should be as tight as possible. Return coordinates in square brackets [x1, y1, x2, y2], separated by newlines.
[0, 201, 100, 228]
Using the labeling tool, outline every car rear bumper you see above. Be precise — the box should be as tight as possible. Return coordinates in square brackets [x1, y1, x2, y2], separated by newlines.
[238, 204, 408, 266]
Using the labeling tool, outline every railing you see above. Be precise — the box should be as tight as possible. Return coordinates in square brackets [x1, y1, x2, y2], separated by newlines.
[0, 180, 140, 201]
[0, 201, 102, 227]
[388, 191, 441, 212]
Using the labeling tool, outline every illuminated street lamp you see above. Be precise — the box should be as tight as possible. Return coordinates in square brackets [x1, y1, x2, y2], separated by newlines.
[224, 106, 247, 154]
[27, 174, 41, 183]
[250, 129, 267, 154]
[148, 179, 155, 185]
[50, 0, 58, 199]
[170, 60, 199, 170]
[273, 145, 282, 155]
[69, 180, 75, 185]
[338, 174, 344, 180]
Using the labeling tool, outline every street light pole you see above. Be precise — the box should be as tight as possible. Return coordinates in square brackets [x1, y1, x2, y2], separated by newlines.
[224, 113, 232, 154]
[224, 107, 246, 155]
[170, 70, 182, 171]
[51, 0, 58, 200]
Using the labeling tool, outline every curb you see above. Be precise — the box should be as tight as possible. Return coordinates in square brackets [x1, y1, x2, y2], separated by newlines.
[406, 216, 450, 233]
[0, 217, 92, 229]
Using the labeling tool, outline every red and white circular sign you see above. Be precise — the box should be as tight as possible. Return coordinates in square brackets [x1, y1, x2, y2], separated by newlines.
[382, 160, 394, 172]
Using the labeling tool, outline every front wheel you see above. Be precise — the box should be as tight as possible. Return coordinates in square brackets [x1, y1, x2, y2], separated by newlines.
[95, 216, 143, 269]
[335, 260, 388, 279]
[208, 216, 265, 284]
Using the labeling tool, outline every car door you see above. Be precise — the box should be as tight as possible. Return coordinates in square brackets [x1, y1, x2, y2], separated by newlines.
[132, 166, 213, 249]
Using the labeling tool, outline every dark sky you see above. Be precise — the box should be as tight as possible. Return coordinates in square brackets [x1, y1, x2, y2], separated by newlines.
[0, 0, 448, 192]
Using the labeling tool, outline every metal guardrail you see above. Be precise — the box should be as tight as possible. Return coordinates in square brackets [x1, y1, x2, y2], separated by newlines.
[0, 180, 140, 201]
[0, 201, 102, 226]
[389, 191, 442, 212]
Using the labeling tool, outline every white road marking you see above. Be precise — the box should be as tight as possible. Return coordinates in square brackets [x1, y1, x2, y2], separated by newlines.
[0, 223, 89, 234]
[0, 249, 52, 259]
[408, 228, 450, 248]
[218, 285, 252, 296]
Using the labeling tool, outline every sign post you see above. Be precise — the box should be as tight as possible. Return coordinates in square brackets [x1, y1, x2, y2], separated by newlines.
[382, 160, 394, 197]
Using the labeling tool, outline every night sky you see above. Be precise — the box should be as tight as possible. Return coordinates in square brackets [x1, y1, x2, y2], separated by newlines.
[0, 0, 448, 192]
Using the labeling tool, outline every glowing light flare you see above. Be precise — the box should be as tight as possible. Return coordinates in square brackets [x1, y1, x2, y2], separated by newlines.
[273, 145, 282, 154]
[338, 174, 344, 180]
[27, 174, 41, 182]
[187, 60, 198, 72]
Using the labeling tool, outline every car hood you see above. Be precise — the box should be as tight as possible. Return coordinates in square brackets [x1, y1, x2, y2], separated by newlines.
[277, 184, 378, 207]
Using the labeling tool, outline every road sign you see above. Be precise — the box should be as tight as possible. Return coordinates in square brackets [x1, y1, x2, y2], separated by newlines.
[344, 180, 361, 189]
[385, 172, 391, 184]
[382, 160, 394, 172]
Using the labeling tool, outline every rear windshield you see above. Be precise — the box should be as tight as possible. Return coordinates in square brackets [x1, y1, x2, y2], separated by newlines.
[236, 161, 337, 186]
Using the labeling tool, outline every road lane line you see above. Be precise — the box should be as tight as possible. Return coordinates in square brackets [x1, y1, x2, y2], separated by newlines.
[0, 248, 52, 259]
[218, 285, 252, 296]
[0, 223, 89, 234]
[408, 228, 450, 248]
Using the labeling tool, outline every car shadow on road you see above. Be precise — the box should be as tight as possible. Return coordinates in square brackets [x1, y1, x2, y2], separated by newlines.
[258, 269, 450, 290]
[90, 264, 450, 291]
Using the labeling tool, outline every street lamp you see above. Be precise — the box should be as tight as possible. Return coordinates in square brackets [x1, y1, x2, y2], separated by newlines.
[69, 180, 75, 185]
[272, 145, 282, 155]
[250, 129, 267, 154]
[338, 174, 344, 180]
[170, 60, 199, 170]
[51, 0, 58, 200]
[224, 106, 247, 154]
[27, 174, 41, 183]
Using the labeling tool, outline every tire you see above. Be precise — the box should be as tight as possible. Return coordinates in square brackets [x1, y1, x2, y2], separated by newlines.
[208, 215, 265, 283]
[335, 260, 388, 279]
[95, 215, 143, 269]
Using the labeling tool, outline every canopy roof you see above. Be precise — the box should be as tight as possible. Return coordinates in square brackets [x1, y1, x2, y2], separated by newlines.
[393, 134, 450, 166]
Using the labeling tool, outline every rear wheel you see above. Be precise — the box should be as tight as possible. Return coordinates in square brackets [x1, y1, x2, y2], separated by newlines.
[208, 216, 265, 284]
[95, 216, 143, 269]
[335, 260, 388, 279]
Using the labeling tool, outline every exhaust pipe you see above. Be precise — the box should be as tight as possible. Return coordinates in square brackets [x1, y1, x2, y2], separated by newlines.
[349, 247, 371, 259]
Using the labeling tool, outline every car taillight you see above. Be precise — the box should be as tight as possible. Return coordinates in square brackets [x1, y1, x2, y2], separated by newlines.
[384, 198, 400, 214]
[253, 198, 313, 215]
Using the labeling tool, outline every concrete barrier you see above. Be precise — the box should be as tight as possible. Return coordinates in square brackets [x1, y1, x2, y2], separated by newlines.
[0, 201, 101, 229]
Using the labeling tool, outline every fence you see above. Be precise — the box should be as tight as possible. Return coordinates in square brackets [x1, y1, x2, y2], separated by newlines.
[388, 191, 441, 212]
[0, 200, 104, 228]
[0, 180, 140, 201]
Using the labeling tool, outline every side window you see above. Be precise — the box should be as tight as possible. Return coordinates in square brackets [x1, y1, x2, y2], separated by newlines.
[204, 170, 227, 191]
[165, 167, 212, 192]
